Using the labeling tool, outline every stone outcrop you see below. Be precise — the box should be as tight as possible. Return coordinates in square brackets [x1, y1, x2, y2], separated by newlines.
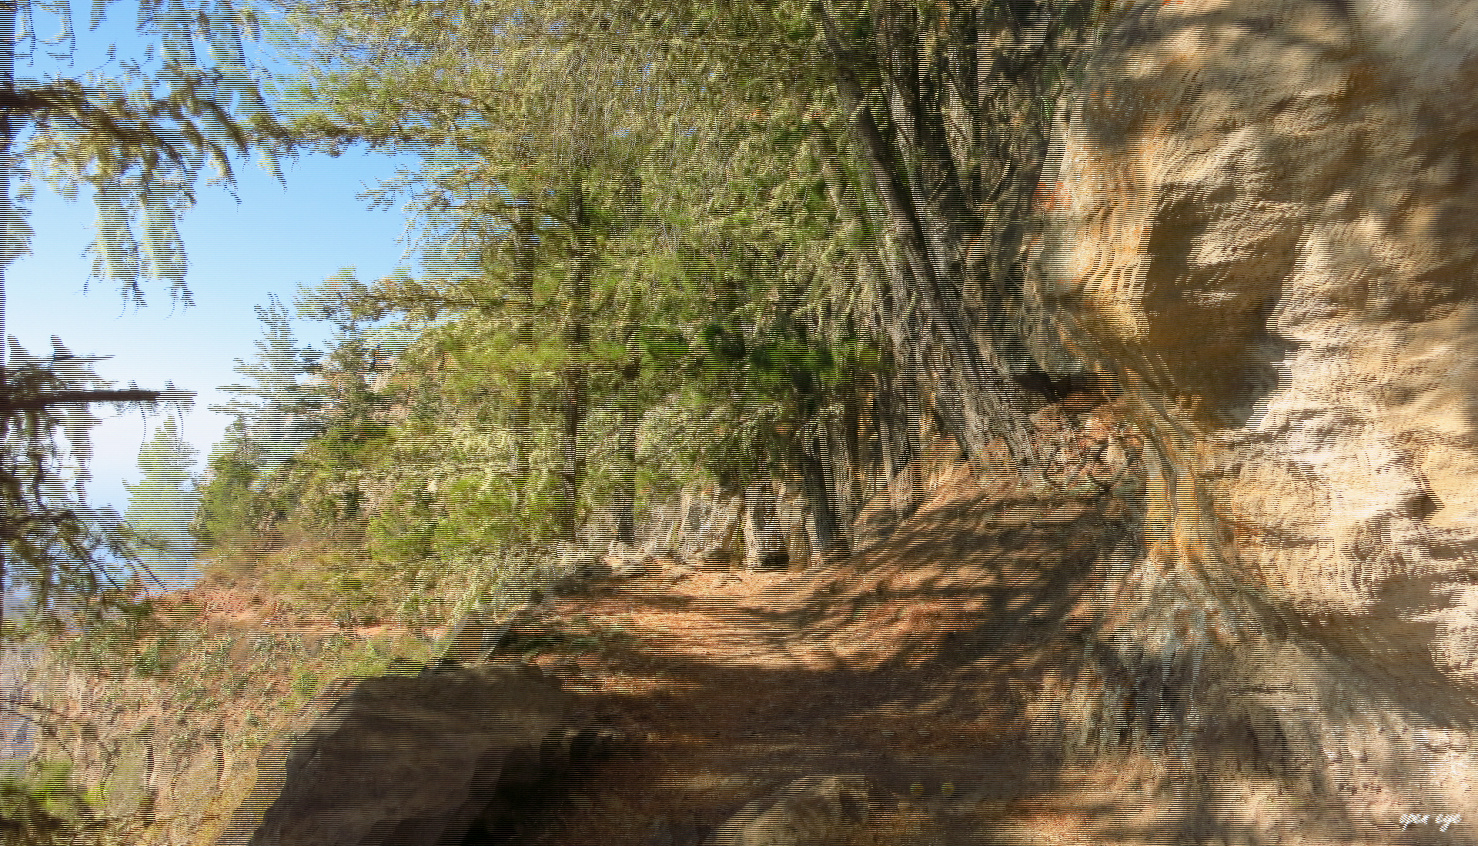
[740, 482, 790, 570]
[1047, 0, 1478, 634]
[218, 662, 583, 846]
[628, 411, 1069, 570]
[639, 485, 811, 569]
[1031, 0, 1478, 833]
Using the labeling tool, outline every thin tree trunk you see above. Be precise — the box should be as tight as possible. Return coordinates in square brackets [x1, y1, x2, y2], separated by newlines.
[0, 0, 16, 643]
[507, 206, 536, 524]
[815, 421, 851, 553]
[558, 179, 591, 542]
[612, 175, 644, 547]
[800, 445, 838, 558]
[613, 358, 640, 547]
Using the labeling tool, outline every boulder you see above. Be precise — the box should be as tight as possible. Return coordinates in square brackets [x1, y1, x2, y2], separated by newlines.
[687, 495, 744, 562]
[550, 559, 613, 597]
[779, 496, 813, 570]
[641, 503, 680, 556]
[218, 662, 569, 846]
[610, 560, 654, 581]
[554, 541, 603, 573]
[705, 775, 872, 846]
[742, 482, 789, 570]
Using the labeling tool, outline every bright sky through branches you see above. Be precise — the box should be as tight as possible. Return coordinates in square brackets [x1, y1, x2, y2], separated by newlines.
[5, 0, 415, 513]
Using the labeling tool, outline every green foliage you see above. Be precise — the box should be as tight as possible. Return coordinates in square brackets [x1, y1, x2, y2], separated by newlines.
[0, 760, 101, 846]
[214, 0, 870, 572]
[0, 340, 175, 643]
[211, 295, 326, 484]
[189, 448, 261, 549]
[194, 295, 373, 551]
[202, 0, 1104, 609]
[6, 0, 291, 297]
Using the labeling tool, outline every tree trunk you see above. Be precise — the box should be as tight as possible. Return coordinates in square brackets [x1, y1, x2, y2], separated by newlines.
[557, 179, 592, 542]
[871, 371, 922, 516]
[800, 435, 839, 558]
[613, 359, 640, 547]
[810, 1, 1082, 482]
[507, 207, 536, 491]
[611, 177, 644, 548]
[821, 418, 855, 553]
[0, 0, 15, 643]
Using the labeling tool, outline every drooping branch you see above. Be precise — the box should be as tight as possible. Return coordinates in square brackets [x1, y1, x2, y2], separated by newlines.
[0, 388, 161, 413]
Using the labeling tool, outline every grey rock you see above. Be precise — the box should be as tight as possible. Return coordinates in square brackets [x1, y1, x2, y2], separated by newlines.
[649, 816, 676, 846]
[552, 560, 613, 597]
[555, 541, 602, 572]
[750, 551, 791, 572]
[742, 482, 787, 569]
[705, 775, 871, 846]
[220, 663, 568, 846]
[607, 541, 639, 561]
[611, 561, 654, 580]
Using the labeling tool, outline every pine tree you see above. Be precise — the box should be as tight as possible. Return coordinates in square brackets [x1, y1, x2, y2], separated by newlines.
[212, 294, 326, 486]
[122, 419, 199, 590]
[0, 339, 184, 638]
[284, 6, 699, 545]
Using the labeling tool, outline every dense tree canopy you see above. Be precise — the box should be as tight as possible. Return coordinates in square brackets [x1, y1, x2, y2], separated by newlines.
[187, 0, 1105, 580]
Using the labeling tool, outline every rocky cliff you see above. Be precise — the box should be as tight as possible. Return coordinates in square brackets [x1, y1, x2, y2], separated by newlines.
[1031, 0, 1478, 834]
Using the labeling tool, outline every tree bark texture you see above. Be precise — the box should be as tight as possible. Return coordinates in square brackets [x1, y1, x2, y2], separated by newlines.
[613, 362, 641, 547]
[811, 1, 1093, 480]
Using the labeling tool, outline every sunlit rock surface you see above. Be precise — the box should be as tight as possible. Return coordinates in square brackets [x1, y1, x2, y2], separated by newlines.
[1039, 0, 1478, 836]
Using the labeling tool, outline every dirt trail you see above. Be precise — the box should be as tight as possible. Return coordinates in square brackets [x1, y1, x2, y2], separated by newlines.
[490, 474, 1167, 846]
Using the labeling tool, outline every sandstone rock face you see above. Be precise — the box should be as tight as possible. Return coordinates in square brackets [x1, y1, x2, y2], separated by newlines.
[1038, 0, 1478, 830]
[219, 662, 568, 846]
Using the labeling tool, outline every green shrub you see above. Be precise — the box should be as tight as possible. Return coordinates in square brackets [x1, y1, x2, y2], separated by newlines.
[0, 761, 102, 846]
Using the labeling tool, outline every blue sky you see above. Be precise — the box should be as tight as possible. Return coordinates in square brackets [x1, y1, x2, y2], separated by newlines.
[10, 149, 415, 514]
[6, 1, 420, 514]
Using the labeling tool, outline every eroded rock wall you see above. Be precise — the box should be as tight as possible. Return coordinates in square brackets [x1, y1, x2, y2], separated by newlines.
[1035, 0, 1478, 835]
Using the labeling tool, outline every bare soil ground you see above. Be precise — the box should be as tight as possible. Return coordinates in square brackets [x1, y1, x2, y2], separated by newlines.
[485, 473, 1227, 846]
